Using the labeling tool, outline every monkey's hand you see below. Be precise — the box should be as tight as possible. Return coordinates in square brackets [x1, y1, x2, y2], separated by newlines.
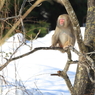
[63, 41, 71, 50]
[64, 45, 72, 50]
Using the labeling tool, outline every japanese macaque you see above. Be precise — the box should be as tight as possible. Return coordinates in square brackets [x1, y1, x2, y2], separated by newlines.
[51, 14, 76, 61]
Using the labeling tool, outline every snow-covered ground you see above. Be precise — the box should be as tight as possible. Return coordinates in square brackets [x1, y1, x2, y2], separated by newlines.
[0, 27, 85, 95]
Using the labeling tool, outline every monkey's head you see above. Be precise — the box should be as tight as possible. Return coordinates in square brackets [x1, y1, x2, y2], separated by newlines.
[57, 14, 71, 27]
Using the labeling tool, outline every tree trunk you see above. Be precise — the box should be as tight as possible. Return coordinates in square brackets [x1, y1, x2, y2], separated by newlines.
[74, 0, 95, 95]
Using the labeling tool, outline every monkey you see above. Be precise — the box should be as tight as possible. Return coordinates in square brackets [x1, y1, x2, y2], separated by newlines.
[50, 14, 76, 61]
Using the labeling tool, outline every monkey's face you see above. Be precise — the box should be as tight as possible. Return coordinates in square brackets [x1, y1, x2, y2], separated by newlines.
[57, 14, 71, 28]
[59, 19, 65, 26]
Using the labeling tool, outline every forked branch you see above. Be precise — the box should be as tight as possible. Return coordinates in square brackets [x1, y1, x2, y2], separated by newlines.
[0, 0, 47, 46]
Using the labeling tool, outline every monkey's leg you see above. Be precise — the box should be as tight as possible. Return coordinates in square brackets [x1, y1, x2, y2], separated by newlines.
[50, 34, 58, 47]
[63, 41, 70, 49]
[63, 50, 72, 73]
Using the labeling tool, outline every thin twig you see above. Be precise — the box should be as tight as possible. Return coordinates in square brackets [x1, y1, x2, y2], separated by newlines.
[86, 51, 95, 55]
[0, 47, 63, 71]
[34, 29, 41, 40]
[0, 15, 20, 21]
[0, 0, 47, 46]
[9, 43, 24, 59]
[51, 71, 75, 95]
[69, 46, 94, 67]
[20, 18, 26, 43]
[19, 0, 27, 15]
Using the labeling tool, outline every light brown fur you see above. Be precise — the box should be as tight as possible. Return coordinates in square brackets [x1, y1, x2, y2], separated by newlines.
[51, 14, 75, 50]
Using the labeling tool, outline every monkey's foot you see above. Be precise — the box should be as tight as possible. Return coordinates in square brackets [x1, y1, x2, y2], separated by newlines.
[63, 46, 69, 50]
[63, 45, 72, 50]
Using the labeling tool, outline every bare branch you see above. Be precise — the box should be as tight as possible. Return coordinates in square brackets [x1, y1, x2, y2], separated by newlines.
[63, 60, 72, 73]
[9, 43, 24, 59]
[19, 0, 27, 15]
[34, 29, 41, 40]
[70, 46, 95, 83]
[0, 47, 64, 71]
[0, 0, 47, 46]
[0, 45, 94, 85]
[69, 46, 94, 67]
[20, 18, 26, 43]
[0, 16, 20, 21]
[11, 47, 65, 61]
[60, 71, 75, 95]
[86, 51, 95, 55]
[51, 71, 76, 95]
[0, 0, 5, 11]
[0, 46, 93, 71]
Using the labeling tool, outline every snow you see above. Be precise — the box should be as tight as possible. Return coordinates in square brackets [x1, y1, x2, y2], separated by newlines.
[0, 27, 85, 95]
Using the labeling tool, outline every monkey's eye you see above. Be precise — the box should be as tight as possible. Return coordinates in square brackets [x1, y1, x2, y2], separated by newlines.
[60, 19, 65, 22]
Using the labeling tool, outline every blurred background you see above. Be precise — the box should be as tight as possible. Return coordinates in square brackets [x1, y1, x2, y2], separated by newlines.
[0, 0, 87, 39]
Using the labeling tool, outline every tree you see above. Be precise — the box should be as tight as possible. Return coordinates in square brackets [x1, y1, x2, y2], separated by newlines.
[54, 0, 95, 95]
[74, 0, 95, 94]
[0, 0, 95, 95]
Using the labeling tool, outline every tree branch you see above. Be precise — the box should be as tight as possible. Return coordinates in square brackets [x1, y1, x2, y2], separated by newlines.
[0, 47, 64, 71]
[69, 46, 94, 67]
[51, 70, 76, 95]
[0, 0, 5, 11]
[0, 0, 47, 46]
[0, 16, 20, 21]
[19, 0, 27, 15]
[0, 46, 94, 73]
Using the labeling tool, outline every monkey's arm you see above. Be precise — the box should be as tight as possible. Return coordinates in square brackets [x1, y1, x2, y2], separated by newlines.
[51, 27, 60, 47]
[51, 34, 58, 47]
[64, 34, 75, 49]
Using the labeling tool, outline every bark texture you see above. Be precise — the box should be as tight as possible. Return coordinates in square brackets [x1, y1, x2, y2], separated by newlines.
[84, 0, 95, 49]
[74, 0, 95, 95]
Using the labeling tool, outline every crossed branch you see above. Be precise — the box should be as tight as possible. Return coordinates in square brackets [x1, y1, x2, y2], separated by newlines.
[1, 45, 95, 95]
